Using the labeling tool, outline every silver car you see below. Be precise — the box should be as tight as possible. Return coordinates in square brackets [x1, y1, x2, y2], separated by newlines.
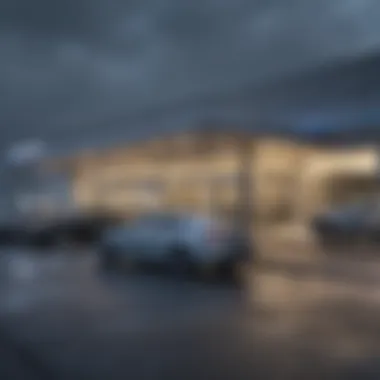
[98, 212, 253, 280]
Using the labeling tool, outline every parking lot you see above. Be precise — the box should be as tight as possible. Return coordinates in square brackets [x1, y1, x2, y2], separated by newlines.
[0, 247, 380, 379]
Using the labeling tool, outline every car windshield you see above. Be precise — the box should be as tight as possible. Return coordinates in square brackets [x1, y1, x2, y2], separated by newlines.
[134, 213, 181, 229]
[346, 202, 369, 214]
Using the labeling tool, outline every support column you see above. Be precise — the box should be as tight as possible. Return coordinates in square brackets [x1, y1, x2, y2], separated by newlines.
[376, 145, 380, 198]
[291, 158, 329, 244]
[234, 134, 255, 255]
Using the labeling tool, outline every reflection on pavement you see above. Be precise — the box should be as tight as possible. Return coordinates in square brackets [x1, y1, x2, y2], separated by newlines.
[0, 248, 379, 379]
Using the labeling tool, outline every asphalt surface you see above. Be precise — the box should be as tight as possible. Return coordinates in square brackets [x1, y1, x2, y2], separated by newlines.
[0, 248, 379, 380]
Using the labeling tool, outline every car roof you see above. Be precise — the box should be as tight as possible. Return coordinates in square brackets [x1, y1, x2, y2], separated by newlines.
[137, 211, 218, 223]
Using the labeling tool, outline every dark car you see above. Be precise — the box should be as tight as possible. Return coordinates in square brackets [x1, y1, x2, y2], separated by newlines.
[0, 221, 30, 246]
[312, 200, 380, 247]
[24, 213, 123, 249]
[0, 212, 125, 250]
[99, 212, 254, 282]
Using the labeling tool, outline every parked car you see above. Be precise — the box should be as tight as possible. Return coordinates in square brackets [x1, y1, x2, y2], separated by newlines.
[0, 221, 29, 246]
[18, 212, 125, 250]
[312, 199, 380, 246]
[98, 212, 254, 282]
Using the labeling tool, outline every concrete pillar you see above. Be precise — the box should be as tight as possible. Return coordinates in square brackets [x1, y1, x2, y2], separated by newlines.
[235, 137, 255, 231]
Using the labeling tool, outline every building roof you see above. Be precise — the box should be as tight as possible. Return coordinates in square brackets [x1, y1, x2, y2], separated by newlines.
[39, 128, 257, 171]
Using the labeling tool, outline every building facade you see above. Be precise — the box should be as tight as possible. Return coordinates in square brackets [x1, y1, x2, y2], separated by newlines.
[42, 130, 380, 227]
[58, 131, 252, 218]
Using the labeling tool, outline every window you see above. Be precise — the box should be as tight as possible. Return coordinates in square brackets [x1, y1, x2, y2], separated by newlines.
[214, 173, 238, 184]
[137, 179, 163, 191]
[97, 178, 163, 193]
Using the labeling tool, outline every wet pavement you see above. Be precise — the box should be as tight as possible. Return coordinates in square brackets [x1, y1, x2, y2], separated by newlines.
[0, 248, 379, 379]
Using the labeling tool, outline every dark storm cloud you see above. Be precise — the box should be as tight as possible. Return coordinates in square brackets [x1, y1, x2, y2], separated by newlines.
[0, 0, 131, 39]
[1, 0, 380, 154]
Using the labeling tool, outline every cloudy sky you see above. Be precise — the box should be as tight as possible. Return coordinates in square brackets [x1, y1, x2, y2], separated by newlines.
[2, 0, 380, 156]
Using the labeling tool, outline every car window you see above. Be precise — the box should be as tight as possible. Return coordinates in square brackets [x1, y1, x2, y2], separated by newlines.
[134, 214, 180, 229]
[335, 201, 368, 216]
